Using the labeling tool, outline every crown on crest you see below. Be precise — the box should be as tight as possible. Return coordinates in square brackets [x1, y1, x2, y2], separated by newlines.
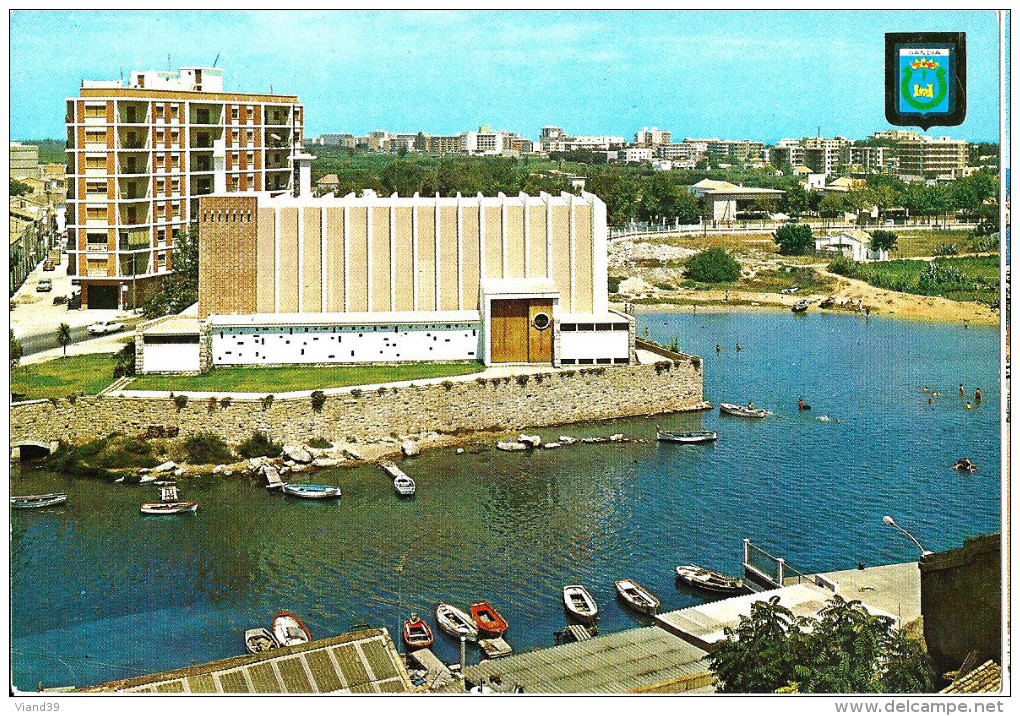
[909, 57, 939, 70]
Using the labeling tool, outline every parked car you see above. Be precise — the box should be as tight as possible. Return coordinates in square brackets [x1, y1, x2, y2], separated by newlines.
[779, 286, 801, 295]
[87, 319, 125, 335]
[36, 279, 53, 292]
[42, 259, 55, 271]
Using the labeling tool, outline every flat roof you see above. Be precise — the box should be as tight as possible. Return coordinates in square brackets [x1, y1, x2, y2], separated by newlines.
[457, 626, 712, 694]
[78, 629, 411, 694]
[76, 88, 299, 103]
[141, 315, 201, 336]
[208, 310, 480, 327]
[481, 277, 559, 296]
[815, 562, 921, 627]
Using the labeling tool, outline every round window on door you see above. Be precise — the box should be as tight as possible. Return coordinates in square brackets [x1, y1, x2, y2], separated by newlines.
[533, 312, 551, 330]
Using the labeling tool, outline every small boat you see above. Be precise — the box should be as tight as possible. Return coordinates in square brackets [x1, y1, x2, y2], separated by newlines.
[10, 493, 67, 509]
[393, 475, 416, 497]
[791, 300, 810, 313]
[245, 627, 279, 654]
[435, 603, 479, 641]
[140, 485, 198, 514]
[402, 613, 435, 649]
[675, 565, 745, 594]
[952, 458, 978, 473]
[655, 428, 718, 444]
[273, 612, 311, 647]
[719, 402, 768, 419]
[819, 295, 836, 309]
[281, 483, 342, 499]
[562, 585, 599, 624]
[614, 579, 660, 615]
[469, 601, 509, 638]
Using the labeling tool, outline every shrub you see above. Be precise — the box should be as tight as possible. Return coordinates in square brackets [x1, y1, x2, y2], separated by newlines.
[310, 390, 327, 412]
[207, 397, 218, 413]
[377, 386, 387, 395]
[350, 388, 363, 398]
[869, 229, 899, 253]
[827, 255, 860, 278]
[113, 342, 136, 379]
[686, 247, 740, 283]
[50, 434, 159, 475]
[773, 223, 813, 255]
[184, 431, 234, 464]
[475, 377, 487, 386]
[236, 430, 283, 459]
[691, 355, 702, 368]
[608, 275, 623, 293]
[308, 437, 332, 449]
[441, 380, 454, 391]
[261, 394, 275, 411]
[219, 397, 233, 409]
[515, 374, 530, 386]
[48, 397, 60, 407]
[666, 336, 681, 353]
[934, 242, 959, 256]
[173, 394, 189, 412]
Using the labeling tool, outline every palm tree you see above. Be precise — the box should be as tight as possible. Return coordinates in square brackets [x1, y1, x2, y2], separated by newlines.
[57, 322, 72, 356]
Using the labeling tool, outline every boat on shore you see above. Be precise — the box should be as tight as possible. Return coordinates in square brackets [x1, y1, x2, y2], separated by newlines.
[281, 483, 342, 499]
[393, 475, 416, 497]
[792, 300, 810, 313]
[655, 428, 718, 444]
[719, 402, 768, 419]
[614, 579, 660, 615]
[402, 613, 435, 650]
[11, 493, 67, 509]
[470, 601, 509, 638]
[273, 612, 311, 647]
[244, 628, 279, 654]
[819, 295, 836, 309]
[140, 485, 198, 515]
[435, 603, 479, 641]
[562, 585, 599, 624]
[675, 565, 745, 594]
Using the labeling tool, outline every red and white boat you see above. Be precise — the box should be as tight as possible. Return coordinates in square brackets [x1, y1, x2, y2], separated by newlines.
[273, 612, 311, 647]
[402, 613, 434, 649]
[469, 601, 509, 638]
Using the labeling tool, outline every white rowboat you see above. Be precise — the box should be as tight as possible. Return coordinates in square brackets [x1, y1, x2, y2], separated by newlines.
[562, 585, 599, 623]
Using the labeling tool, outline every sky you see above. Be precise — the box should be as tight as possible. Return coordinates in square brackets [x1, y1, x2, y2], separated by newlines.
[9, 10, 1005, 143]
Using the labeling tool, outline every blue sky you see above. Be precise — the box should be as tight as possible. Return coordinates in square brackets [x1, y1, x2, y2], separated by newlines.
[10, 10, 1004, 142]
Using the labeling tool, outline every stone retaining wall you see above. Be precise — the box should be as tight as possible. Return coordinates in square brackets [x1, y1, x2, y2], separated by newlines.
[10, 360, 703, 448]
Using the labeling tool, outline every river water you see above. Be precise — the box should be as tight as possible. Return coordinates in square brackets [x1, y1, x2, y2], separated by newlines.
[11, 310, 1002, 690]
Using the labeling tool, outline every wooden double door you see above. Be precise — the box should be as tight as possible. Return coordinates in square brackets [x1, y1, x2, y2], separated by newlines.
[490, 298, 553, 363]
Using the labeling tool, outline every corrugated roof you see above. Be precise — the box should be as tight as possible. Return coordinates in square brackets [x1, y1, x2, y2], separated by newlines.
[208, 310, 480, 327]
[78, 629, 412, 694]
[941, 661, 1002, 694]
[459, 626, 711, 694]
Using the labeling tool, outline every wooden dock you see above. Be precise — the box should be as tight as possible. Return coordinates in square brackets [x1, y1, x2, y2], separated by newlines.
[407, 648, 456, 690]
[380, 462, 409, 481]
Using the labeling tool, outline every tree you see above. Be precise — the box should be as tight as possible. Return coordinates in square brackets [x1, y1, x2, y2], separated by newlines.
[10, 178, 32, 196]
[10, 329, 23, 368]
[686, 247, 741, 283]
[143, 226, 200, 318]
[710, 595, 935, 693]
[773, 223, 813, 255]
[869, 229, 899, 254]
[56, 322, 72, 356]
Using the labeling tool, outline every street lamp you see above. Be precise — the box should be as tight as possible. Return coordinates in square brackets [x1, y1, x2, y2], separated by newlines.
[882, 515, 933, 557]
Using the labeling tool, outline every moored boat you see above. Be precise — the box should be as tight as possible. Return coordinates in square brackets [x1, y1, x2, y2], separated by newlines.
[469, 601, 509, 638]
[562, 585, 599, 624]
[402, 613, 435, 649]
[675, 565, 745, 594]
[614, 579, 660, 615]
[273, 612, 311, 647]
[281, 483, 342, 499]
[435, 603, 478, 641]
[655, 428, 718, 444]
[719, 402, 768, 419]
[10, 493, 67, 509]
[792, 300, 810, 313]
[245, 627, 279, 654]
[819, 295, 836, 309]
[140, 501, 198, 515]
[393, 475, 416, 497]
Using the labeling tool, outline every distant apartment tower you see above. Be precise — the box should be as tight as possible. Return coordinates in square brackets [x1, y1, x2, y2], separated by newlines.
[848, 145, 889, 173]
[769, 139, 806, 170]
[897, 136, 967, 180]
[635, 127, 671, 148]
[802, 136, 850, 176]
[65, 66, 304, 309]
[871, 129, 922, 142]
[10, 142, 42, 180]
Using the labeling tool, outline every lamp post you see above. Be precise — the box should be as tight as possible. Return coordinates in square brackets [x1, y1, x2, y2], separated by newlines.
[882, 515, 933, 557]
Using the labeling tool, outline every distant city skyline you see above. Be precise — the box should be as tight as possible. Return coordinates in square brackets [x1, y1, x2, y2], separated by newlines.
[10, 10, 1004, 143]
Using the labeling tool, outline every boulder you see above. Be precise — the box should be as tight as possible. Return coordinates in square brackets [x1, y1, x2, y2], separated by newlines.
[312, 457, 344, 468]
[496, 441, 528, 452]
[543, 442, 561, 449]
[518, 434, 542, 448]
[153, 461, 177, 474]
[456, 448, 465, 455]
[283, 445, 313, 464]
[401, 440, 420, 457]
[173, 467, 186, 476]
[558, 436, 577, 445]
[609, 433, 625, 442]
[224, 470, 233, 477]
[212, 465, 225, 474]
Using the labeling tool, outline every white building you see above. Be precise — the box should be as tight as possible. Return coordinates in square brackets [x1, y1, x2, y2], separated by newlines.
[814, 230, 889, 262]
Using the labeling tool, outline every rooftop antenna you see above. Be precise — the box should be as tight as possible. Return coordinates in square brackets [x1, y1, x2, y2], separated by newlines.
[212, 52, 221, 68]
[167, 54, 172, 71]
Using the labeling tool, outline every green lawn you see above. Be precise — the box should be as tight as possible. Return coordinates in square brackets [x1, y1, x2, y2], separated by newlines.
[126, 361, 485, 393]
[830, 255, 1000, 304]
[11, 353, 121, 400]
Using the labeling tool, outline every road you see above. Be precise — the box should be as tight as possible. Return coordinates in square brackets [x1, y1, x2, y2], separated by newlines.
[18, 319, 142, 356]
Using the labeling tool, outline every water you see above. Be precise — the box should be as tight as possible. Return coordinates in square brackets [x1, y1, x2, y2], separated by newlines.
[11, 311, 1002, 690]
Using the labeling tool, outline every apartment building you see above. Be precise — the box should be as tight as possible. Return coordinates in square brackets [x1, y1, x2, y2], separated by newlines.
[10, 142, 42, 180]
[619, 147, 652, 164]
[897, 136, 967, 181]
[848, 145, 889, 173]
[801, 136, 850, 176]
[634, 127, 671, 148]
[65, 66, 304, 308]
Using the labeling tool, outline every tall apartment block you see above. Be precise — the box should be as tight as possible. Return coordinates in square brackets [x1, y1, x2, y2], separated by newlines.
[897, 136, 967, 181]
[65, 66, 304, 309]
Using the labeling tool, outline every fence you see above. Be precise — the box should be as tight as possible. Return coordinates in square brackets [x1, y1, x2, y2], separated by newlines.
[609, 219, 978, 240]
[741, 538, 837, 593]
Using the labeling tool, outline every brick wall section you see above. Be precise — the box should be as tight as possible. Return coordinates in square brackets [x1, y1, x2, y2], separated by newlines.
[10, 362, 703, 448]
[198, 195, 259, 318]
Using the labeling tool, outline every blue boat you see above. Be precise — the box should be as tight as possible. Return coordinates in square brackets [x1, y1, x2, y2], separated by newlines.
[281, 483, 342, 500]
